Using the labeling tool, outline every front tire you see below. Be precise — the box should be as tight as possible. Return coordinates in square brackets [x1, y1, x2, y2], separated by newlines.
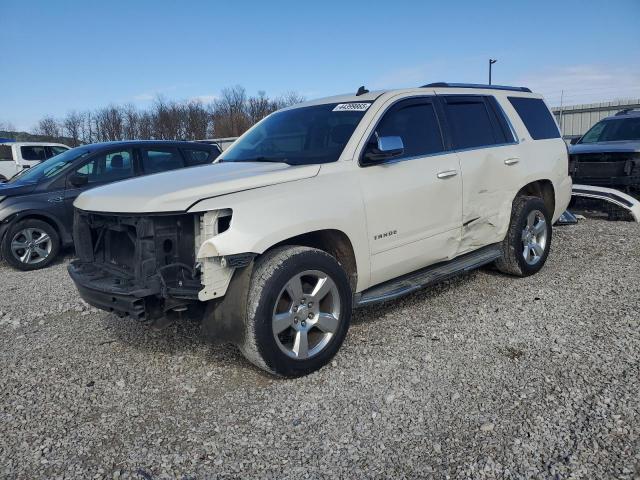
[1, 219, 61, 271]
[239, 246, 352, 377]
[495, 196, 552, 277]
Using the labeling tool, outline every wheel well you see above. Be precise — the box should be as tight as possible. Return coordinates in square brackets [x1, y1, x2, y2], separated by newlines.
[517, 180, 555, 217]
[270, 230, 358, 291]
[10, 214, 63, 241]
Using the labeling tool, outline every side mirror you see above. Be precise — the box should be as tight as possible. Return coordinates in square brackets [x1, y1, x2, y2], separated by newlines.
[363, 135, 404, 165]
[569, 137, 580, 145]
[69, 174, 89, 187]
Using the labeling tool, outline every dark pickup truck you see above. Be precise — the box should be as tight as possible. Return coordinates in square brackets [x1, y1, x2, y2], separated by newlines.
[569, 109, 640, 197]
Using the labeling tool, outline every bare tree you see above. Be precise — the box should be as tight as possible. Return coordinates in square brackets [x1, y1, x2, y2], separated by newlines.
[212, 86, 250, 137]
[277, 91, 306, 108]
[247, 90, 279, 125]
[80, 111, 94, 144]
[152, 96, 186, 139]
[63, 111, 83, 146]
[96, 105, 124, 141]
[37, 116, 61, 140]
[28, 86, 304, 143]
[122, 103, 139, 140]
[138, 111, 154, 139]
[184, 100, 210, 140]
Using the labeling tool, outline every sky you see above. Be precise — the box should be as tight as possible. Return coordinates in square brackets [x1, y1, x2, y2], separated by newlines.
[1, 0, 639, 131]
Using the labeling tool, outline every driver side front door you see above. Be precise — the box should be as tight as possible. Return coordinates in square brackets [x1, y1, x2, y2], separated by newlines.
[357, 96, 463, 286]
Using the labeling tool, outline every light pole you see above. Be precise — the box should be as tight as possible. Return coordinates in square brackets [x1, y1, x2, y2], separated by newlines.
[489, 59, 497, 85]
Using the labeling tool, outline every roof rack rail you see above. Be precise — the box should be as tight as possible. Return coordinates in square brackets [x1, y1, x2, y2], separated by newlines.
[422, 82, 532, 93]
[615, 108, 640, 116]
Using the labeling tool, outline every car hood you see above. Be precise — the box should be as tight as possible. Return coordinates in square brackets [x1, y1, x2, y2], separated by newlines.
[74, 162, 321, 213]
[570, 140, 640, 154]
[0, 181, 37, 198]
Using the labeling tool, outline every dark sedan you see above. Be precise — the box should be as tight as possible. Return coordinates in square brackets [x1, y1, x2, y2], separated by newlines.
[0, 140, 220, 270]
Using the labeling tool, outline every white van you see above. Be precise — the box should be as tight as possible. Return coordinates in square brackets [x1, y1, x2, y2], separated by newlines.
[0, 142, 70, 181]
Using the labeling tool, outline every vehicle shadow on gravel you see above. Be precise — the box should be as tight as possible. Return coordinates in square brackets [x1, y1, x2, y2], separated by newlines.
[97, 311, 258, 372]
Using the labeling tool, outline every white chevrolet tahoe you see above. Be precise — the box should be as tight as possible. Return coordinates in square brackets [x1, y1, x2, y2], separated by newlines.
[69, 83, 572, 377]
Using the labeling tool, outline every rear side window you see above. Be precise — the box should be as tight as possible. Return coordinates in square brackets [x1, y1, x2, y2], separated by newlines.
[508, 97, 560, 140]
[0, 145, 13, 161]
[442, 96, 509, 149]
[74, 150, 134, 184]
[141, 147, 184, 174]
[21, 146, 47, 161]
[374, 99, 444, 159]
[182, 148, 214, 167]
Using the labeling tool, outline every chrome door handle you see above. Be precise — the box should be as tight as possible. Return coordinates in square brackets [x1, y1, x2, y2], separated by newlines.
[504, 158, 520, 166]
[437, 170, 458, 179]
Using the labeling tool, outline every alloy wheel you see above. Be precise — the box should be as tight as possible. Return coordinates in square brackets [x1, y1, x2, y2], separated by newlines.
[272, 270, 341, 360]
[10, 228, 53, 265]
[521, 210, 547, 266]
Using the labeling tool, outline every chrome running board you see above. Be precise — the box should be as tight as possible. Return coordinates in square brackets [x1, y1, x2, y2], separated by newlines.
[354, 244, 502, 307]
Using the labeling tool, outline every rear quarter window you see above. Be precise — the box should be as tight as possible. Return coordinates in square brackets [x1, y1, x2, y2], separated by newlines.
[182, 148, 215, 166]
[508, 97, 560, 140]
[0, 145, 13, 161]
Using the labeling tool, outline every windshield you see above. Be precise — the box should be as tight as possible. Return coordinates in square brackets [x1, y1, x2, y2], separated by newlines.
[579, 116, 640, 143]
[220, 103, 371, 165]
[7, 147, 90, 184]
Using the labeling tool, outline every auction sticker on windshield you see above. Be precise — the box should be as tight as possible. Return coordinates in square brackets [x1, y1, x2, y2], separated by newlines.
[333, 103, 371, 112]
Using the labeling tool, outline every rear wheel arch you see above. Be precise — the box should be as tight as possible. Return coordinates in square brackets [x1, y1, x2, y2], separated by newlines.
[516, 179, 555, 217]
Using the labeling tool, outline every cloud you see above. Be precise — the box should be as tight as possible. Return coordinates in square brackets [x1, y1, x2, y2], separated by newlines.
[189, 94, 217, 104]
[514, 65, 640, 107]
[133, 92, 156, 102]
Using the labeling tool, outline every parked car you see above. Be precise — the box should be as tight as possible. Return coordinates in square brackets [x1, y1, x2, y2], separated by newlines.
[0, 140, 221, 270]
[0, 142, 70, 181]
[69, 83, 572, 376]
[569, 108, 640, 196]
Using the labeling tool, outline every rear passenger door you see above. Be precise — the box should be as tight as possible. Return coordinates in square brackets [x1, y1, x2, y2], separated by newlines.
[441, 95, 521, 253]
[139, 146, 185, 175]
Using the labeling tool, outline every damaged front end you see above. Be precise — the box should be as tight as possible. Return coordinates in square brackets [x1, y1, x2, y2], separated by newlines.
[68, 209, 239, 324]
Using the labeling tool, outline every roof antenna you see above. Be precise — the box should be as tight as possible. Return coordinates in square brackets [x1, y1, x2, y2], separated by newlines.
[356, 86, 369, 96]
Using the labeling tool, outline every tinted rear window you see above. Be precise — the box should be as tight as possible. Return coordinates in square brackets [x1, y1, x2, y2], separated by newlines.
[508, 97, 560, 140]
[21, 145, 47, 161]
[141, 147, 184, 174]
[182, 148, 214, 166]
[443, 96, 503, 149]
[0, 145, 13, 161]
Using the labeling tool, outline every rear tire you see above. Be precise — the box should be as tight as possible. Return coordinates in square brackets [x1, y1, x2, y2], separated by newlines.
[239, 246, 352, 377]
[1, 219, 60, 271]
[495, 196, 552, 277]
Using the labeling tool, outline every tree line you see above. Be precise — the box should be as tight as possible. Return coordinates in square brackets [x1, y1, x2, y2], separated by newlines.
[33, 86, 305, 147]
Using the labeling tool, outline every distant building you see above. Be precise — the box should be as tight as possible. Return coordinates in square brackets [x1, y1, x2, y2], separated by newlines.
[552, 99, 640, 140]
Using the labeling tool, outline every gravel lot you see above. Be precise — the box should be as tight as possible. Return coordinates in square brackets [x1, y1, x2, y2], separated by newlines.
[1, 218, 638, 479]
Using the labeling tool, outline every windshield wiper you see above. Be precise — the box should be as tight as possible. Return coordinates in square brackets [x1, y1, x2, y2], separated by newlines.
[232, 156, 290, 164]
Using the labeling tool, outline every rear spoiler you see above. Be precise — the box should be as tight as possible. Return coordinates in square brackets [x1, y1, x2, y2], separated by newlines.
[572, 184, 640, 222]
